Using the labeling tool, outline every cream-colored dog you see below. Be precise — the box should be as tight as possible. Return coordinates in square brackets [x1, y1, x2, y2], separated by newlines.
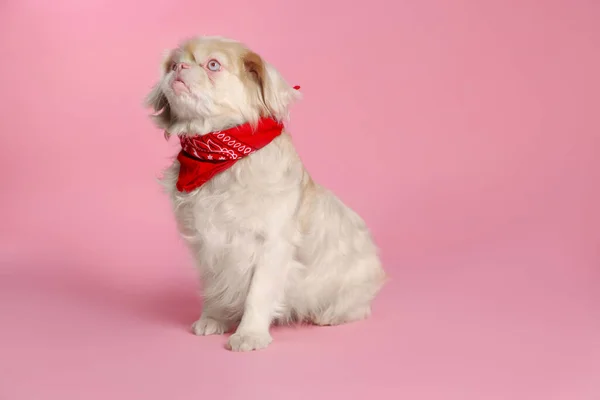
[146, 36, 386, 351]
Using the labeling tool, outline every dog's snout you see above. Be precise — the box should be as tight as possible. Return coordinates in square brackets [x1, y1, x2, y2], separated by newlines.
[177, 62, 191, 71]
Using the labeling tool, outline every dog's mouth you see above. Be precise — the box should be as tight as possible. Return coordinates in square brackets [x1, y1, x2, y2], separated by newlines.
[172, 78, 190, 94]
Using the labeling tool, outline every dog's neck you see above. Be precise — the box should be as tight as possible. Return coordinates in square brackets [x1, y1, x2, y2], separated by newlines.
[166, 114, 252, 137]
[174, 116, 285, 192]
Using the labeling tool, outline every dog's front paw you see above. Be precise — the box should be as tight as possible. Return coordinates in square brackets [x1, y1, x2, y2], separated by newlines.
[226, 332, 272, 352]
[191, 317, 228, 336]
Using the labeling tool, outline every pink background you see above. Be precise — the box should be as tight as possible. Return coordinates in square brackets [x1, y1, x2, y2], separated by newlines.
[1, 0, 599, 399]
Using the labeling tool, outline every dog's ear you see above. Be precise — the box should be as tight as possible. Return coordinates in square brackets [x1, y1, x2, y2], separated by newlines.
[144, 83, 172, 130]
[144, 49, 176, 131]
[243, 51, 301, 121]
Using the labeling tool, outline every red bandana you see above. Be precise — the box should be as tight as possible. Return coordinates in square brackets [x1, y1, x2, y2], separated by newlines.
[176, 117, 284, 192]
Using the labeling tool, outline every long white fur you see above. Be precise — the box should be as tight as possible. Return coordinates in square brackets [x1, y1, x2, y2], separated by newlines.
[146, 36, 386, 351]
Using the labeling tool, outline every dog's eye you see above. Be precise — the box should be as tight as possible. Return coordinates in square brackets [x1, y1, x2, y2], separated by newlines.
[207, 60, 221, 71]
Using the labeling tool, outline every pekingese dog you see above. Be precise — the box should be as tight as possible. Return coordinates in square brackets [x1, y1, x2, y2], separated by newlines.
[145, 36, 386, 351]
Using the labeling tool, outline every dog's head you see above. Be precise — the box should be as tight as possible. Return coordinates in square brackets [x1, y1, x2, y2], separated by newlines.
[145, 36, 300, 136]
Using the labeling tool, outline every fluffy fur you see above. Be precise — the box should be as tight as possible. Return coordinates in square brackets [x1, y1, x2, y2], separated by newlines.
[145, 36, 386, 351]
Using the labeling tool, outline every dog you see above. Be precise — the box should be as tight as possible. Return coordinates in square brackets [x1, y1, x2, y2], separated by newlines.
[145, 36, 386, 351]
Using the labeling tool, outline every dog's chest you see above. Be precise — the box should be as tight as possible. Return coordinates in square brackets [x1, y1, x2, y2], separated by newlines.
[166, 135, 303, 265]
[195, 184, 267, 234]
